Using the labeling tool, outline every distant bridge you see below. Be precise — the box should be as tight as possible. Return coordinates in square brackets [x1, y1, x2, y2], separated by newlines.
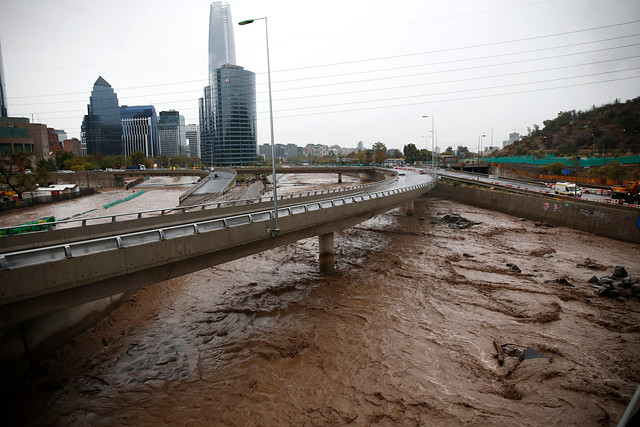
[49, 165, 388, 188]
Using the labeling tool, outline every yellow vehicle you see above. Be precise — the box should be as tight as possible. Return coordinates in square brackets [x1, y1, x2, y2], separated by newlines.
[611, 181, 640, 204]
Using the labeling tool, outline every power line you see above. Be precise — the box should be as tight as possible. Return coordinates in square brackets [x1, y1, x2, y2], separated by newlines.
[9, 40, 640, 107]
[273, 19, 640, 73]
[8, 24, 640, 99]
[270, 68, 640, 113]
[48, 74, 640, 132]
[16, 67, 639, 121]
[274, 75, 640, 119]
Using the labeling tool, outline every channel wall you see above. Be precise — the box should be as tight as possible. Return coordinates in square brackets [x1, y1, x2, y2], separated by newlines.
[430, 180, 640, 243]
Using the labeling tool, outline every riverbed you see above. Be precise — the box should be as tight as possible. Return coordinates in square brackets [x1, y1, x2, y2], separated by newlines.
[4, 186, 640, 425]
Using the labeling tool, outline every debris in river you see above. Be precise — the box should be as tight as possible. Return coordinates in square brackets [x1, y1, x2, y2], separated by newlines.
[431, 213, 479, 229]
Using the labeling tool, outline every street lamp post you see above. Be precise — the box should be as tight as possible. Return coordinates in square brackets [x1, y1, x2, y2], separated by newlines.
[422, 115, 434, 171]
[239, 17, 279, 237]
[477, 132, 485, 176]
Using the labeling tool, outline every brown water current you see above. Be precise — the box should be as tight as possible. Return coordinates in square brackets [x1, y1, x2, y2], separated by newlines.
[4, 187, 640, 425]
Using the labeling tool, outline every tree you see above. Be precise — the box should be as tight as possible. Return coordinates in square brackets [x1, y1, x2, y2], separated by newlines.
[155, 154, 169, 168]
[55, 150, 74, 170]
[443, 146, 455, 155]
[455, 146, 471, 158]
[403, 143, 420, 163]
[36, 158, 56, 172]
[130, 151, 146, 167]
[0, 152, 38, 200]
[372, 141, 387, 164]
[387, 148, 402, 159]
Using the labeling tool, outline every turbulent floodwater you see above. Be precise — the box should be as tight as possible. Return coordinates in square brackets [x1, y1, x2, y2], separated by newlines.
[4, 178, 640, 426]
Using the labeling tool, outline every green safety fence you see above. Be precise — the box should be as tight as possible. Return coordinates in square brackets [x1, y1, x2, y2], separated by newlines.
[103, 190, 146, 209]
[0, 216, 56, 236]
[485, 155, 640, 167]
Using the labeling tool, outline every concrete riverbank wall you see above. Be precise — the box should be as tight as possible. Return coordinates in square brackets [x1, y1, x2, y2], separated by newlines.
[0, 292, 133, 384]
[430, 180, 640, 243]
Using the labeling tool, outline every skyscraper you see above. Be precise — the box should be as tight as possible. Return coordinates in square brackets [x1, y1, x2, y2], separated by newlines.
[208, 1, 236, 79]
[82, 76, 122, 155]
[158, 110, 186, 157]
[0, 39, 8, 117]
[200, 2, 257, 166]
[121, 105, 159, 157]
[185, 124, 201, 158]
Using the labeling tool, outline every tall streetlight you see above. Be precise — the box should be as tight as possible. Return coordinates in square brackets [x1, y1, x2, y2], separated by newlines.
[422, 115, 434, 171]
[477, 132, 486, 175]
[239, 17, 279, 237]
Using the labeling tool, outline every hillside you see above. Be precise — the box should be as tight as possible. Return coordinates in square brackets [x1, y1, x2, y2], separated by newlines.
[499, 97, 640, 157]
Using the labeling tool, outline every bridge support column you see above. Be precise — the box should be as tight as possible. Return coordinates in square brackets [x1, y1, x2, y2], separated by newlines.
[404, 199, 415, 216]
[319, 232, 334, 273]
[338, 173, 342, 183]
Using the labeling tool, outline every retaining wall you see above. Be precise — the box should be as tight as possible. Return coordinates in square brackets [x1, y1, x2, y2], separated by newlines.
[430, 181, 640, 243]
[0, 291, 133, 384]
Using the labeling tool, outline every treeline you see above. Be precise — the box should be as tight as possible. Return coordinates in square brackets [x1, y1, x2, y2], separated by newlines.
[501, 96, 640, 157]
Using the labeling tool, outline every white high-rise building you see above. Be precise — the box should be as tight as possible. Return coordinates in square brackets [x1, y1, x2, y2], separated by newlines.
[185, 124, 201, 158]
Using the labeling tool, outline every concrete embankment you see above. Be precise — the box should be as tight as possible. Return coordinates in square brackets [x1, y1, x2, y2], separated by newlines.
[430, 180, 640, 243]
[1, 292, 133, 384]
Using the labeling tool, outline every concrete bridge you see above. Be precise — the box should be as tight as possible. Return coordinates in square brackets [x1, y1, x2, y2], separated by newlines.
[49, 169, 210, 188]
[49, 165, 387, 188]
[0, 169, 436, 329]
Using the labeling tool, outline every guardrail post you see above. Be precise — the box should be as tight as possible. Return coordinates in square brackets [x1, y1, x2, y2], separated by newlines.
[338, 172, 342, 183]
[319, 232, 334, 273]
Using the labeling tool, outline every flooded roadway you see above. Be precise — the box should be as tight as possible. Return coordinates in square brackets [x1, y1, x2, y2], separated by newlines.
[3, 175, 640, 426]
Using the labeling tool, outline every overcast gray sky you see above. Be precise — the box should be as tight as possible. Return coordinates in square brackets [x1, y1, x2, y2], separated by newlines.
[1, 0, 639, 153]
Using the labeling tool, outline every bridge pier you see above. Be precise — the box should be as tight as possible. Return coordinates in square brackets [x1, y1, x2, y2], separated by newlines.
[319, 232, 335, 273]
[338, 173, 342, 183]
[404, 199, 415, 216]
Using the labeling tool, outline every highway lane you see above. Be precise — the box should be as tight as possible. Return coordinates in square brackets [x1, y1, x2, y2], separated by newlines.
[438, 169, 613, 203]
[190, 171, 235, 195]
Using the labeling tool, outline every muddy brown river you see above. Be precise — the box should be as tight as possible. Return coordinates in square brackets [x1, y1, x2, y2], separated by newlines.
[3, 178, 640, 426]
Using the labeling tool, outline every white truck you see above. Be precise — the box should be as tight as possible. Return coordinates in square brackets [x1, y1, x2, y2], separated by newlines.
[554, 181, 581, 197]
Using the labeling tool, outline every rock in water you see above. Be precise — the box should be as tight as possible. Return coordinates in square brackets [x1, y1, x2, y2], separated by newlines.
[613, 266, 628, 278]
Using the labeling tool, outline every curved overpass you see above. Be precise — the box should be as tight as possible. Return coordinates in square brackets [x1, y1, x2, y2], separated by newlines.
[0, 170, 436, 326]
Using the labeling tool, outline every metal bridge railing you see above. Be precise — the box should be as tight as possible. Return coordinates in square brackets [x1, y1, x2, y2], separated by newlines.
[0, 174, 399, 236]
[0, 178, 433, 271]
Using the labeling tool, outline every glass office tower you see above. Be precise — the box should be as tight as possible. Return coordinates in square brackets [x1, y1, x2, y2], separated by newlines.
[82, 76, 122, 155]
[200, 2, 257, 166]
[201, 65, 256, 166]
[121, 105, 159, 157]
[208, 1, 236, 80]
[158, 110, 186, 157]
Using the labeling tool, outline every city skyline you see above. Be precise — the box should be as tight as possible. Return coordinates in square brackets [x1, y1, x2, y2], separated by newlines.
[1, 0, 639, 153]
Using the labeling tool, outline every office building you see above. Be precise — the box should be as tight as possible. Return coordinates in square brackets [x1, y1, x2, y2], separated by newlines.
[158, 110, 186, 157]
[81, 76, 122, 155]
[185, 124, 200, 158]
[0, 117, 50, 161]
[121, 105, 159, 157]
[200, 65, 256, 165]
[0, 39, 7, 117]
[199, 2, 257, 166]
[63, 138, 82, 156]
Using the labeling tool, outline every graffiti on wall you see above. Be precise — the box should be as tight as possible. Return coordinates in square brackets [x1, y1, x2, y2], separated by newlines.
[580, 209, 606, 218]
